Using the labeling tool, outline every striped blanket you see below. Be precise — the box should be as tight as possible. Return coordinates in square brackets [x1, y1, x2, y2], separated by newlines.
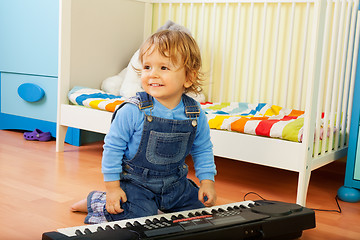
[68, 86, 126, 112]
[202, 102, 305, 142]
[68, 87, 312, 143]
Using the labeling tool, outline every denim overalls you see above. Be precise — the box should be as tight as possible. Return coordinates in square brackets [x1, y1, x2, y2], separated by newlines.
[104, 92, 206, 222]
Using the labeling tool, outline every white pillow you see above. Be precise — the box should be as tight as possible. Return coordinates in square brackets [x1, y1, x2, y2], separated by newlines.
[100, 68, 127, 95]
[119, 49, 143, 98]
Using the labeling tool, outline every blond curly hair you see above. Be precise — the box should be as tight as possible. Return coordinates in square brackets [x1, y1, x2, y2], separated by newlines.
[138, 30, 204, 95]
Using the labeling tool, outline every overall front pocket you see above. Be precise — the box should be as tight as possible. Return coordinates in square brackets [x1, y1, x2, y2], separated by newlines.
[146, 131, 190, 165]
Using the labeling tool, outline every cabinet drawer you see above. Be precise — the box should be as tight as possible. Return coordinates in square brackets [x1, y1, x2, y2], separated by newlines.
[0, 0, 59, 76]
[1, 73, 57, 122]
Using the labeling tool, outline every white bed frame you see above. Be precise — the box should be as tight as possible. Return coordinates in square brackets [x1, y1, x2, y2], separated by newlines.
[56, 0, 360, 206]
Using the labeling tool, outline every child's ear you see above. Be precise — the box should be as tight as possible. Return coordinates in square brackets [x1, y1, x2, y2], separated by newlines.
[184, 71, 195, 88]
[184, 79, 193, 89]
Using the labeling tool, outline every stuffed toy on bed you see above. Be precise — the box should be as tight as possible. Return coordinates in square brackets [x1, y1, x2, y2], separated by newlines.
[101, 20, 205, 103]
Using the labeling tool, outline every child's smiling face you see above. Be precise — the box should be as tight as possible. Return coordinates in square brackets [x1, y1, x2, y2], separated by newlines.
[141, 47, 193, 109]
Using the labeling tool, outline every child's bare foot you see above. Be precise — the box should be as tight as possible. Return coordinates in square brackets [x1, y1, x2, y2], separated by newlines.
[70, 198, 88, 212]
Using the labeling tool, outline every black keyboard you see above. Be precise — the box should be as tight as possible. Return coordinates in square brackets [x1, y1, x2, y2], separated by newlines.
[42, 200, 315, 240]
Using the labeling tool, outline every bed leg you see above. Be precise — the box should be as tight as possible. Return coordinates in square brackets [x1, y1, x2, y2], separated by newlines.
[296, 168, 312, 206]
[56, 125, 68, 152]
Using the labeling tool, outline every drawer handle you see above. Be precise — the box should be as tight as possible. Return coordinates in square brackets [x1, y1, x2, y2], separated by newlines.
[17, 83, 45, 102]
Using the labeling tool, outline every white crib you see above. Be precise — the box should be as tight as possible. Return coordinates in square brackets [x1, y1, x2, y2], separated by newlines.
[56, 0, 360, 206]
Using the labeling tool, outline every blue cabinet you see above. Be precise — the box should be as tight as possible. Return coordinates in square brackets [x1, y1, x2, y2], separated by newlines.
[0, 0, 82, 145]
[338, 33, 360, 202]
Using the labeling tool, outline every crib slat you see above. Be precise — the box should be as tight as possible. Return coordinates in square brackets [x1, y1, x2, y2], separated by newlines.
[270, 2, 282, 104]
[219, 2, 230, 102]
[283, 2, 296, 107]
[178, 3, 183, 24]
[296, 2, 311, 110]
[243, 2, 254, 102]
[208, 3, 218, 102]
[169, 3, 172, 20]
[231, 3, 242, 101]
[255, 2, 268, 103]
[189, 3, 194, 31]
[158, 3, 162, 29]
[199, 2, 205, 52]
[194, 2, 205, 99]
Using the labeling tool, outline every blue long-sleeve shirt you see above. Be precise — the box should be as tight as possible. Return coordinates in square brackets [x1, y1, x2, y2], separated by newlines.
[102, 96, 216, 182]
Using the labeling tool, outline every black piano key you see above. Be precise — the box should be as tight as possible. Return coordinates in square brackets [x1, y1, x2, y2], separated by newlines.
[177, 214, 185, 219]
[240, 205, 247, 209]
[83, 228, 92, 234]
[146, 219, 153, 224]
[113, 224, 121, 229]
[105, 225, 113, 231]
[75, 230, 83, 236]
[201, 210, 211, 215]
[97, 226, 104, 232]
[195, 212, 202, 216]
[211, 209, 218, 214]
[248, 203, 255, 208]
[160, 217, 169, 222]
[170, 215, 178, 220]
[218, 208, 225, 212]
[188, 212, 195, 217]
[125, 222, 133, 228]
[233, 206, 240, 210]
[134, 221, 141, 226]
[227, 207, 234, 211]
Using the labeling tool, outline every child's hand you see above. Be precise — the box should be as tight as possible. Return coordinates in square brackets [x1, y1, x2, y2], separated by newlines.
[198, 179, 217, 207]
[105, 181, 127, 214]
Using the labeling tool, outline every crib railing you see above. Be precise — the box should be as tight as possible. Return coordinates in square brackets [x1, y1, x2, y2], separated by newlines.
[151, 0, 316, 107]
[145, 0, 359, 157]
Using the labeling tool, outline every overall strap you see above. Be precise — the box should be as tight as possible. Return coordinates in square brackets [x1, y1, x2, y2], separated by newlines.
[136, 92, 153, 110]
[111, 92, 153, 122]
[182, 94, 200, 119]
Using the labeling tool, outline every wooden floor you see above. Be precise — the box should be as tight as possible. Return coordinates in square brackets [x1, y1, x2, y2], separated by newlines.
[1, 129, 360, 240]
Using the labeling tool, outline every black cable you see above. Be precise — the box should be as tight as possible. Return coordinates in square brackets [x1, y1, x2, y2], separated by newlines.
[243, 192, 342, 213]
[243, 192, 267, 201]
[309, 195, 342, 213]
